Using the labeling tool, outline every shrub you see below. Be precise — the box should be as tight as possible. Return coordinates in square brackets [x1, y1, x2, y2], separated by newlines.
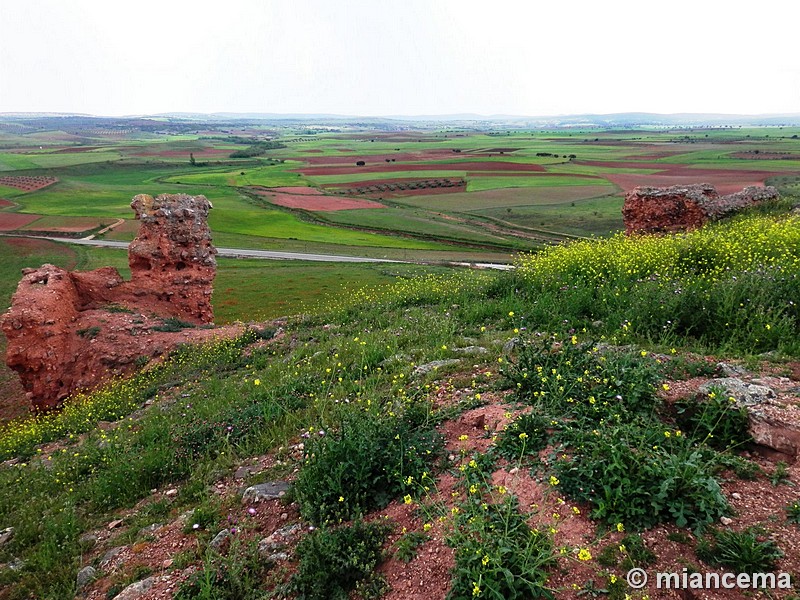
[696, 528, 783, 574]
[553, 424, 728, 530]
[294, 405, 443, 524]
[290, 520, 391, 600]
[446, 454, 555, 599]
[492, 411, 550, 462]
[175, 540, 271, 600]
[675, 386, 751, 450]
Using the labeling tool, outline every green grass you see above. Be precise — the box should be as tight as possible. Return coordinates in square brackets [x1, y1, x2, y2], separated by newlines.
[0, 151, 122, 171]
[466, 174, 607, 192]
[212, 259, 453, 323]
[162, 162, 309, 187]
[316, 208, 521, 248]
[307, 170, 466, 185]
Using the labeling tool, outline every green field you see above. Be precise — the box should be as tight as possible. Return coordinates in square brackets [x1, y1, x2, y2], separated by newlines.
[162, 161, 309, 187]
[1, 118, 797, 278]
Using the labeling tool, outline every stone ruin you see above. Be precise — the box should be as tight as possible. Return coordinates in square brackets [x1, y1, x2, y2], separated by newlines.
[622, 183, 779, 235]
[1, 193, 221, 411]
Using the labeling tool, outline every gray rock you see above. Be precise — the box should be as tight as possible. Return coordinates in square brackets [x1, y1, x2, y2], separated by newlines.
[241, 481, 290, 504]
[138, 523, 163, 537]
[452, 346, 488, 355]
[717, 362, 749, 377]
[4, 558, 24, 571]
[112, 576, 156, 600]
[100, 546, 126, 568]
[209, 529, 231, 550]
[78, 532, 98, 549]
[698, 377, 775, 406]
[502, 337, 519, 354]
[266, 551, 289, 561]
[234, 465, 261, 479]
[0, 527, 14, 548]
[76, 565, 97, 590]
[258, 523, 302, 557]
[412, 359, 460, 376]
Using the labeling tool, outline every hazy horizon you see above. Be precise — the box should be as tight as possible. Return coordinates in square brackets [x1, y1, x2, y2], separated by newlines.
[2, 0, 798, 117]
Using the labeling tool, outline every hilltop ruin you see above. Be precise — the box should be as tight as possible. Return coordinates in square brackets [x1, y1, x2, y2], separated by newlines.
[1, 193, 221, 411]
[622, 183, 779, 234]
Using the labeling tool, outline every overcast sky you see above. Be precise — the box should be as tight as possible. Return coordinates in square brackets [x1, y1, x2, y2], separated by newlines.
[1, 0, 798, 117]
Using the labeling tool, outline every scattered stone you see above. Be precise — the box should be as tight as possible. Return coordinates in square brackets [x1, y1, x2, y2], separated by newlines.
[748, 408, 800, 458]
[717, 362, 749, 378]
[78, 532, 98, 549]
[5, 558, 24, 571]
[209, 529, 232, 551]
[0, 527, 14, 548]
[100, 546, 126, 568]
[177, 508, 195, 523]
[107, 519, 124, 530]
[698, 378, 775, 406]
[413, 359, 460, 376]
[266, 551, 289, 562]
[720, 517, 734, 526]
[76, 565, 97, 590]
[162, 558, 173, 569]
[731, 492, 742, 500]
[452, 346, 488, 355]
[112, 576, 156, 600]
[242, 481, 290, 504]
[165, 488, 178, 497]
[502, 338, 519, 354]
[234, 465, 260, 479]
[138, 523, 163, 537]
[258, 524, 302, 559]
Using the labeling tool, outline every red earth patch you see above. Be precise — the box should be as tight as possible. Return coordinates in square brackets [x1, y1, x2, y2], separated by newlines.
[0, 199, 13, 208]
[270, 186, 325, 195]
[0, 213, 41, 231]
[0, 176, 58, 192]
[575, 160, 783, 195]
[252, 188, 385, 211]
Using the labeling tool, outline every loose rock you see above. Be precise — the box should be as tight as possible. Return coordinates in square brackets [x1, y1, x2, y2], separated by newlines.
[242, 481, 290, 503]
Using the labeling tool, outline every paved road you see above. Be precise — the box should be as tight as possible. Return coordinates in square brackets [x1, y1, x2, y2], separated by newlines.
[13, 236, 515, 270]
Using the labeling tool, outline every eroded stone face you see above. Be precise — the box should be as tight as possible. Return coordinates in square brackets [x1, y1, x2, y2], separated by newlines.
[622, 184, 779, 234]
[0, 193, 218, 411]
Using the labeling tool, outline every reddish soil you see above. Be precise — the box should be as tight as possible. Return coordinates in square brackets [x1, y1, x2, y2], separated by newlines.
[297, 161, 546, 176]
[322, 177, 467, 197]
[575, 160, 784, 195]
[35, 356, 800, 600]
[300, 149, 323, 153]
[0, 176, 58, 192]
[253, 189, 386, 211]
[466, 171, 598, 179]
[0, 213, 41, 231]
[0, 199, 13, 208]
[270, 186, 324, 195]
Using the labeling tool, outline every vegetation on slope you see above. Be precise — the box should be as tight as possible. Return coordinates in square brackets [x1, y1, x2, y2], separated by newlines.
[0, 211, 797, 598]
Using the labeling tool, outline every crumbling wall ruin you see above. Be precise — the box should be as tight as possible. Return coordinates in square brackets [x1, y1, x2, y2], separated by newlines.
[622, 183, 779, 234]
[1, 193, 219, 411]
